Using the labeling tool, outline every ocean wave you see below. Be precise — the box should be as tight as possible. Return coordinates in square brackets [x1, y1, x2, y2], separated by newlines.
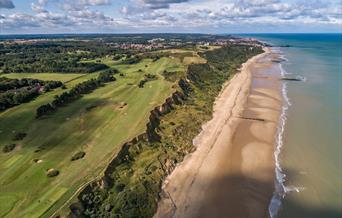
[295, 75, 307, 82]
[279, 54, 289, 62]
[278, 55, 307, 82]
[284, 186, 306, 193]
[269, 54, 293, 218]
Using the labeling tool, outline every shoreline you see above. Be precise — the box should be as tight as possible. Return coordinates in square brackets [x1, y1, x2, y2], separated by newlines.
[155, 48, 283, 218]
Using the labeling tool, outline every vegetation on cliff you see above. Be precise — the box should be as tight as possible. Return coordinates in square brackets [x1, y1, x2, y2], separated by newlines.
[71, 45, 263, 218]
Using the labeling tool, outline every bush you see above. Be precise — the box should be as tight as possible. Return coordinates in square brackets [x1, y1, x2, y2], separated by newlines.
[47, 169, 59, 177]
[138, 74, 158, 88]
[122, 56, 141, 65]
[71, 151, 86, 161]
[115, 183, 125, 192]
[36, 104, 55, 118]
[2, 144, 16, 153]
[13, 132, 27, 141]
[138, 79, 147, 88]
[144, 74, 157, 80]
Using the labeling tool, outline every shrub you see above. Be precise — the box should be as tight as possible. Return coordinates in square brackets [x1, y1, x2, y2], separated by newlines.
[121, 56, 142, 65]
[36, 104, 55, 118]
[138, 79, 147, 88]
[2, 144, 16, 153]
[105, 204, 113, 212]
[13, 132, 27, 141]
[115, 183, 125, 192]
[144, 74, 157, 80]
[71, 151, 86, 161]
[47, 169, 59, 177]
[162, 70, 180, 82]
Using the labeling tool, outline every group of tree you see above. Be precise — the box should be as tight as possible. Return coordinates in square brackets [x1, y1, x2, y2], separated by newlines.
[43, 80, 64, 92]
[0, 88, 39, 111]
[1, 58, 109, 74]
[0, 78, 63, 111]
[0, 77, 45, 92]
[36, 71, 116, 118]
[0, 41, 116, 74]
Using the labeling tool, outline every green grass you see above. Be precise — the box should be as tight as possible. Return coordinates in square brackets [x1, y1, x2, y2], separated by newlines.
[0, 57, 184, 218]
[182, 56, 207, 65]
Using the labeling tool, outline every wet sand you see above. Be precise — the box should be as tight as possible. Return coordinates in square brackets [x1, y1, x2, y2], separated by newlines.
[155, 48, 283, 218]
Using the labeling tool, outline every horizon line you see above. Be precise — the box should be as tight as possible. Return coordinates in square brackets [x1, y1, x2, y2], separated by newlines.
[0, 32, 341, 36]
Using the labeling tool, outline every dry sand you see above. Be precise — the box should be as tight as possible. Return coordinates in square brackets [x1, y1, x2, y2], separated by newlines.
[155, 48, 283, 218]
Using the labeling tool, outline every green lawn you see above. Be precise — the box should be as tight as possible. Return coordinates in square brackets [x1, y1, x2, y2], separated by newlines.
[0, 57, 184, 218]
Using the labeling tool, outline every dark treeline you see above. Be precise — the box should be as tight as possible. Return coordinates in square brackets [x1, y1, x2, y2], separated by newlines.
[1, 56, 109, 74]
[36, 71, 116, 118]
[0, 77, 45, 92]
[0, 77, 62, 111]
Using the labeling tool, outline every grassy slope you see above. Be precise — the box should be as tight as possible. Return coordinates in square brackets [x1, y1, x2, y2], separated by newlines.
[0, 57, 184, 218]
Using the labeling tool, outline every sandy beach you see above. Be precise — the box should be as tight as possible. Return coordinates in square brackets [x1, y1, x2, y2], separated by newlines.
[155, 48, 283, 218]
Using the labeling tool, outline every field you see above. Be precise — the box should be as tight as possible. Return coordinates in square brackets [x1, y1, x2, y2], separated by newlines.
[0, 56, 184, 217]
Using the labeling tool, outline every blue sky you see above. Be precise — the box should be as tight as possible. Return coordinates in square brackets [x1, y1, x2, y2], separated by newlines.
[0, 0, 341, 34]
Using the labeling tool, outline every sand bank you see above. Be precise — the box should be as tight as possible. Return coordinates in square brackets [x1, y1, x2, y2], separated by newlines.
[154, 48, 283, 218]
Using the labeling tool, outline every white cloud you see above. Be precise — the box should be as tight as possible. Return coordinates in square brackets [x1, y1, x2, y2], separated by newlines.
[1, 0, 342, 33]
[139, 0, 190, 9]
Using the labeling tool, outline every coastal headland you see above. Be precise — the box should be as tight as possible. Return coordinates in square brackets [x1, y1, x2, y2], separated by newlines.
[155, 48, 283, 218]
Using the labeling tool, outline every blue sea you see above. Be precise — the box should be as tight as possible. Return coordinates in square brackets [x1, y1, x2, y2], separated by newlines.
[240, 34, 342, 218]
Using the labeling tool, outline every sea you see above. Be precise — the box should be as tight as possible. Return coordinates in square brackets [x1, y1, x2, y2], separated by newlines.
[239, 34, 342, 218]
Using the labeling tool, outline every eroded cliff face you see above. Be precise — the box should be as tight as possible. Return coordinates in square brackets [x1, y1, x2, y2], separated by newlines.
[67, 78, 191, 217]
[147, 90, 187, 142]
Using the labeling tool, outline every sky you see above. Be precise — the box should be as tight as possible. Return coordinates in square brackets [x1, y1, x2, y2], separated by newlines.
[0, 0, 341, 34]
